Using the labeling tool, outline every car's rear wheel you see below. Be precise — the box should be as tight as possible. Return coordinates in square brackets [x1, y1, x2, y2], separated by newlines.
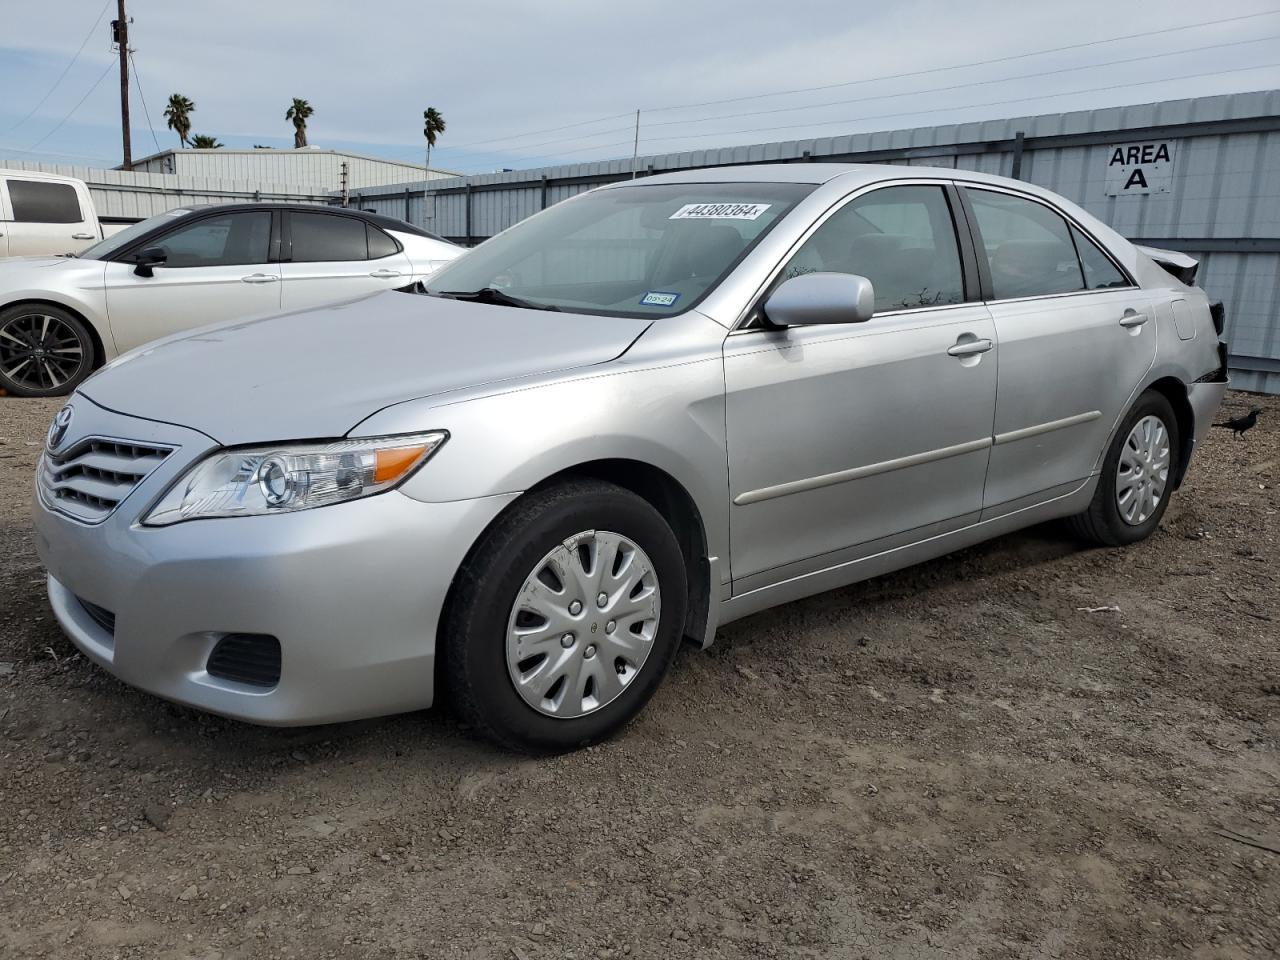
[443, 478, 687, 753]
[1067, 390, 1180, 546]
[0, 304, 96, 398]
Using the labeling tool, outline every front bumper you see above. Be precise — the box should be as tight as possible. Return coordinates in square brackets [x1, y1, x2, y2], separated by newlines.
[32, 399, 514, 726]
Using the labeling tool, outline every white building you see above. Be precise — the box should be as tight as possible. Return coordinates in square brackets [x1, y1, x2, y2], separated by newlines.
[126, 147, 456, 193]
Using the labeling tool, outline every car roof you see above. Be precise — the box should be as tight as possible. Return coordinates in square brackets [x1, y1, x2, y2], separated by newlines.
[178, 202, 440, 240]
[600, 162, 1093, 219]
[605, 162, 1024, 190]
[0, 167, 84, 184]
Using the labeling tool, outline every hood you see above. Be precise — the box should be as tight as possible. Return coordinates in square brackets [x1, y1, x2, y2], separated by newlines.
[0, 255, 95, 271]
[80, 291, 651, 444]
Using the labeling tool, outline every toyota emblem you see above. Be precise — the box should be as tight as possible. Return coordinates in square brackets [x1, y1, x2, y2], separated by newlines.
[47, 405, 74, 451]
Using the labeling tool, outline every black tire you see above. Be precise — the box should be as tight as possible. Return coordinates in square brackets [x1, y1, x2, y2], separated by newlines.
[1066, 390, 1181, 547]
[0, 303, 97, 398]
[442, 478, 687, 753]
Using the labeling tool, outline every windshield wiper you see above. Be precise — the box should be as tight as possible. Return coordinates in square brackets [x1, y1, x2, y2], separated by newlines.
[433, 287, 560, 311]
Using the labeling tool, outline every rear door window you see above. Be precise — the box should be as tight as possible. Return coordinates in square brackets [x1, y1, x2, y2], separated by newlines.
[964, 189, 1085, 299]
[290, 213, 369, 262]
[8, 179, 82, 223]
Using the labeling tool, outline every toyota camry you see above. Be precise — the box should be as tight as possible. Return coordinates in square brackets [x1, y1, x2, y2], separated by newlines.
[33, 164, 1229, 752]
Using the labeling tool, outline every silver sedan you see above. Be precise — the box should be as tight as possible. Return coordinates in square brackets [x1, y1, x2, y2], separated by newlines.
[32, 164, 1228, 752]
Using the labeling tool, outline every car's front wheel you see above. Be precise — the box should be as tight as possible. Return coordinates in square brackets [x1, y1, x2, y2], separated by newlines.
[0, 303, 97, 398]
[1067, 389, 1181, 546]
[443, 479, 687, 753]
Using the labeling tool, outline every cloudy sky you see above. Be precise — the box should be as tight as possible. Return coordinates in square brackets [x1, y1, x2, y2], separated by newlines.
[1, 0, 1278, 175]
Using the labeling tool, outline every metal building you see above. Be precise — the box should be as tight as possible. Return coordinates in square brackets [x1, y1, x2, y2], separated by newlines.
[1, 159, 333, 226]
[128, 147, 456, 192]
[349, 89, 1280, 394]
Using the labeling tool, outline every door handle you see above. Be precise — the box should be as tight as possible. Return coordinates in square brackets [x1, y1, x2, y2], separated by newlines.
[1119, 309, 1149, 328]
[369, 269, 403, 279]
[71, 232, 95, 240]
[241, 273, 279, 284]
[947, 338, 994, 358]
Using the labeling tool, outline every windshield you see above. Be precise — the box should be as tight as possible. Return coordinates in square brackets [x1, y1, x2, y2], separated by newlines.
[425, 182, 813, 318]
[78, 208, 192, 260]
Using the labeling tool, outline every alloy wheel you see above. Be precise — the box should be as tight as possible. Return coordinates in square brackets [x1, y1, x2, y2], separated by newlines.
[1115, 414, 1170, 526]
[0, 313, 85, 392]
[505, 530, 661, 719]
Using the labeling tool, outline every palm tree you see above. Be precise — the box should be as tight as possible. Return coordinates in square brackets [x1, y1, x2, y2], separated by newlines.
[423, 106, 446, 169]
[163, 94, 195, 148]
[190, 134, 223, 149]
[285, 98, 313, 149]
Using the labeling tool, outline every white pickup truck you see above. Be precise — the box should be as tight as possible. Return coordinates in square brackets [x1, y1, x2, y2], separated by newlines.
[0, 169, 109, 258]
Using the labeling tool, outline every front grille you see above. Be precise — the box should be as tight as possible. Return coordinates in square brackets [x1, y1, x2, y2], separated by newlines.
[77, 596, 116, 635]
[206, 634, 282, 688]
[40, 437, 172, 523]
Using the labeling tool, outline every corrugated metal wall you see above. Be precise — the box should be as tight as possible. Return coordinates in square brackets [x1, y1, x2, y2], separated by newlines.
[347, 90, 1280, 394]
[129, 149, 454, 191]
[0, 160, 331, 220]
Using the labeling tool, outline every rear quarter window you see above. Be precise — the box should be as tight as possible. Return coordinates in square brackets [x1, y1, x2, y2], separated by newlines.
[366, 224, 400, 259]
[1070, 225, 1130, 289]
[7, 180, 82, 223]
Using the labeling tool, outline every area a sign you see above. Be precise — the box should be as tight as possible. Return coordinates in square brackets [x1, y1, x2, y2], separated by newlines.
[1105, 140, 1176, 196]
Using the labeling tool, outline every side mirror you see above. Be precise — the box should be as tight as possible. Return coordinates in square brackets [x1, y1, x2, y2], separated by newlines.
[764, 272, 875, 327]
[133, 246, 168, 277]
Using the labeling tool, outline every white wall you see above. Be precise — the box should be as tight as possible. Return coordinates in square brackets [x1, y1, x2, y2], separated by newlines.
[130, 149, 455, 191]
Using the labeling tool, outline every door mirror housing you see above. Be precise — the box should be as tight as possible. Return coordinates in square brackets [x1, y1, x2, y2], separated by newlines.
[764, 272, 875, 327]
[133, 246, 168, 277]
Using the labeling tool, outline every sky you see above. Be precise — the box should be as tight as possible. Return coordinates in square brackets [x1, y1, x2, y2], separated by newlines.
[1, 0, 1278, 176]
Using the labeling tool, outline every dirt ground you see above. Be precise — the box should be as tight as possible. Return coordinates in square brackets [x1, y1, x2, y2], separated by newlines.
[0, 392, 1277, 960]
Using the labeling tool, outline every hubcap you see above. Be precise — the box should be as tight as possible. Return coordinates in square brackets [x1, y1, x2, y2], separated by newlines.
[505, 529, 661, 719]
[1115, 414, 1170, 526]
[0, 313, 84, 391]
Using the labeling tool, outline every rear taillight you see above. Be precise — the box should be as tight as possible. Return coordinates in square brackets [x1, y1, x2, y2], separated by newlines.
[1209, 300, 1226, 337]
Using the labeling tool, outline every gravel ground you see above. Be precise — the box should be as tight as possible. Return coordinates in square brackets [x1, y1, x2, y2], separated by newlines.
[1, 392, 1277, 960]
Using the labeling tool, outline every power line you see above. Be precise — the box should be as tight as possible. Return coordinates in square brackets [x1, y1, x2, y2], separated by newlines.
[431, 8, 1280, 160]
[640, 34, 1280, 131]
[4, 0, 113, 134]
[491, 60, 1280, 170]
[23, 58, 117, 154]
[128, 49, 162, 155]
[0, 143, 118, 164]
[427, 110, 636, 155]
[441, 38, 1280, 163]
[634, 61, 1280, 150]
[642, 8, 1280, 113]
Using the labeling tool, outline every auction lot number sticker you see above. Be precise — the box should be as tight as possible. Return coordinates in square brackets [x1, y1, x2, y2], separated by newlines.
[670, 202, 771, 220]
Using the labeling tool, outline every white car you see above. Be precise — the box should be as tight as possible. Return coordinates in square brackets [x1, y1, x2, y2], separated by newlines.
[0, 203, 461, 396]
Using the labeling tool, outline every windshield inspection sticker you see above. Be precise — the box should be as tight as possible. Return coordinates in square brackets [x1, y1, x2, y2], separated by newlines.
[640, 291, 681, 307]
[669, 202, 771, 221]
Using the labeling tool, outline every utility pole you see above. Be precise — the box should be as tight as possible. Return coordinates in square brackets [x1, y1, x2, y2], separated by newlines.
[112, 0, 132, 169]
[631, 109, 640, 179]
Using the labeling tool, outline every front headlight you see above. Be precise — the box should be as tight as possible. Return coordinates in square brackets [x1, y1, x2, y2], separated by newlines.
[143, 432, 447, 526]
